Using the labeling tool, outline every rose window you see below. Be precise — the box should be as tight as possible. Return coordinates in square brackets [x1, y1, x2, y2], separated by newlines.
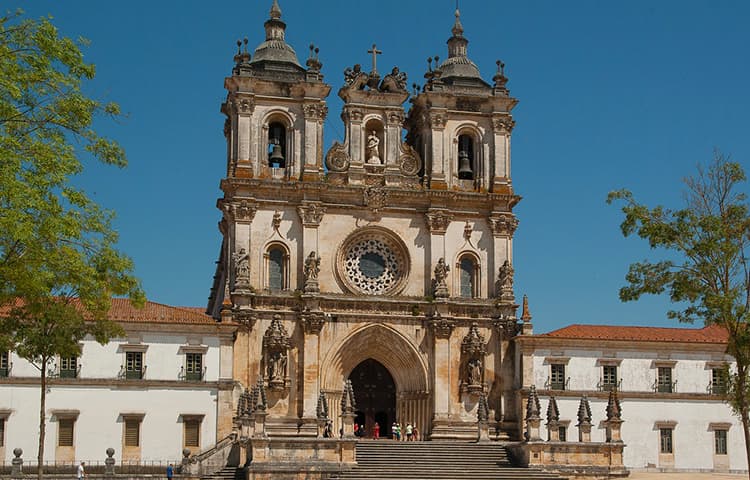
[337, 229, 409, 295]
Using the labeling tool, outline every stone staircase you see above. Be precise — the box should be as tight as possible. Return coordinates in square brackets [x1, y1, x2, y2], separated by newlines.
[201, 465, 244, 480]
[331, 440, 565, 480]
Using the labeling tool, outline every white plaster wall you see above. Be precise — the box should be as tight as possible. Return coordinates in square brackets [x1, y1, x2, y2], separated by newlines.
[531, 348, 733, 394]
[7, 334, 221, 382]
[0, 385, 217, 463]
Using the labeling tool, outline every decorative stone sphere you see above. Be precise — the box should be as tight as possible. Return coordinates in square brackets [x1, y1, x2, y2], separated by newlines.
[13, 448, 22, 458]
[182, 448, 191, 458]
[106, 448, 115, 457]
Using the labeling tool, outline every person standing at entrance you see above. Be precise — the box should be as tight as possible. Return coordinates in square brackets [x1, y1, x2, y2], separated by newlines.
[77, 461, 86, 480]
[373, 422, 380, 439]
[406, 422, 413, 441]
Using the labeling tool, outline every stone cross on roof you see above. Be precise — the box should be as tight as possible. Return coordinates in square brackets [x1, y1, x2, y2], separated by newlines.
[367, 44, 382, 74]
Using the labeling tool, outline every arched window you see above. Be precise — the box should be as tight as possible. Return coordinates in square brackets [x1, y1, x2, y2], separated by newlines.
[458, 254, 479, 298]
[268, 122, 287, 168]
[457, 134, 474, 180]
[265, 245, 288, 291]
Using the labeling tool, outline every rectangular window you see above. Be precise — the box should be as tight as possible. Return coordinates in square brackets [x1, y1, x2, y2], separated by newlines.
[715, 429, 728, 455]
[60, 356, 78, 379]
[550, 364, 566, 390]
[602, 365, 618, 390]
[185, 353, 203, 381]
[558, 426, 567, 442]
[125, 419, 140, 447]
[712, 368, 727, 395]
[0, 418, 5, 447]
[184, 418, 201, 447]
[660, 428, 673, 454]
[657, 367, 673, 393]
[58, 418, 74, 447]
[125, 352, 143, 380]
[0, 351, 9, 377]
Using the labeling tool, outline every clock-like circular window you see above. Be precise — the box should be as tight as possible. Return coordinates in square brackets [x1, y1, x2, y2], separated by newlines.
[336, 228, 410, 296]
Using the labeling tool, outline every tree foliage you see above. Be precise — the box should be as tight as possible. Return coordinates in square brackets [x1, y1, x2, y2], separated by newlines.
[0, 10, 143, 475]
[608, 151, 750, 475]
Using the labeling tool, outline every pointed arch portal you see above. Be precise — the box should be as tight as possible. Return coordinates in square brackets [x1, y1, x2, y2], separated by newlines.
[320, 323, 432, 437]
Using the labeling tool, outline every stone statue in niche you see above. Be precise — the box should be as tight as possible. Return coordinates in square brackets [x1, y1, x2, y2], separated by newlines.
[268, 351, 287, 383]
[366, 131, 381, 165]
[233, 248, 250, 288]
[468, 358, 483, 385]
[304, 251, 321, 293]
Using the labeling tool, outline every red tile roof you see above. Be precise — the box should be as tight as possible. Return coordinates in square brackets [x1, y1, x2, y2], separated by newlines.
[107, 299, 215, 325]
[539, 324, 728, 344]
[1, 298, 216, 325]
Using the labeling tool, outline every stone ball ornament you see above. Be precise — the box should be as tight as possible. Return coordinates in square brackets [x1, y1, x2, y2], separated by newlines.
[336, 227, 410, 296]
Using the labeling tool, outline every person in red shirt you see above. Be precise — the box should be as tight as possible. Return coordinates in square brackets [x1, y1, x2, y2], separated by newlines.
[373, 422, 380, 439]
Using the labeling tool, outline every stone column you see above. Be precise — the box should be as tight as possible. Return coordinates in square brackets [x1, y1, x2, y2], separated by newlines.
[302, 103, 327, 181]
[225, 200, 257, 306]
[426, 209, 453, 295]
[428, 313, 455, 438]
[233, 96, 255, 178]
[491, 115, 514, 193]
[427, 111, 448, 189]
[488, 213, 518, 299]
[300, 310, 325, 434]
[297, 202, 325, 287]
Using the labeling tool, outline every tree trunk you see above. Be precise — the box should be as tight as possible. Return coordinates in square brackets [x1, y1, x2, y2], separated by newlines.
[37, 357, 47, 480]
[742, 406, 750, 480]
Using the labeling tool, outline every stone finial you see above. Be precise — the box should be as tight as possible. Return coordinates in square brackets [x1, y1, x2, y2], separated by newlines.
[270, 0, 282, 19]
[546, 396, 560, 423]
[104, 448, 116, 476]
[577, 395, 592, 425]
[11, 448, 23, 478]
[521, 294, 532, 322]
[493, 60, 509, 94]
[253, 376, 267, 412]
[526, 385, 541, 420]
[237, 387, 252, 417]
[316, 391, 329, 420]
[306, 44, 322, 73]
[477, 391, 489, 422]
[341, 379, 357, 414]
[606, 389, 622, 421]
[451, 8, 464, 37]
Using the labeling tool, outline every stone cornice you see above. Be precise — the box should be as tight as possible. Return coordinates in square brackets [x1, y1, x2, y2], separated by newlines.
[0, 377, 226, 390]
[120, 322, 237, 337]
[524, 387, 729, 403]
[515, 335, 730, 355]
[219, 180, 520, 216]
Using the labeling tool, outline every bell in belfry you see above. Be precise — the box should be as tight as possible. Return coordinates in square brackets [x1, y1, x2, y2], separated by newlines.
[458, 149, 473, 179]
[269, 139, 285, 168]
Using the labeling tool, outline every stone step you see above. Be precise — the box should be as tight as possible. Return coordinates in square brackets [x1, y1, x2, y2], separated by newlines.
[330, 441, 565, 480]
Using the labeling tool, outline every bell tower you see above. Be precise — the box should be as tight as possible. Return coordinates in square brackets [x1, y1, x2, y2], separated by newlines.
[406, 8, 517, 194]
[221, 0, 331, 182]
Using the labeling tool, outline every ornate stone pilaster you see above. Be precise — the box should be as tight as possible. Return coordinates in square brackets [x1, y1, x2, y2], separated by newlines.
[427, 313, 456, 339]
[488, 212, 518, 237]
[428, 312, 455, 428]
[297, 202, 326, 227]
[233, 310, 257, 331]
[425, 209, 453, 235]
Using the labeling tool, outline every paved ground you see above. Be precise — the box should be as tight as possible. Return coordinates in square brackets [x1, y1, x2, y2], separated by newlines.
[629, 473, 745, 479]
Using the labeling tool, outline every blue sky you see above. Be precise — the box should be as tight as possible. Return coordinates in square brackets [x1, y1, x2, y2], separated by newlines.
[14, 1, 750, 333]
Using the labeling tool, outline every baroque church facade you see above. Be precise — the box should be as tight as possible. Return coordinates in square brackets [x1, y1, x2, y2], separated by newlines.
[1, 1, 746, 477]
[206, 0, 522, 442]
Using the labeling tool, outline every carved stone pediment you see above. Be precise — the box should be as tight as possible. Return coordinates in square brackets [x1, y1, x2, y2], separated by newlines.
[263, 315, 292, 391]
[461, 323, 487, 357]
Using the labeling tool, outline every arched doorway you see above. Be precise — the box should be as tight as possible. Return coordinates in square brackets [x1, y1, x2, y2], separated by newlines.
[349, 359, 396, 438]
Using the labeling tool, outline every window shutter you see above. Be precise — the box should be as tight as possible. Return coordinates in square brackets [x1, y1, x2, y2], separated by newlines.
[58, 419, 74, 446]
[0, 418, 5, 446]
[125, 419, 140, 446]
[185, 420, 200, 447]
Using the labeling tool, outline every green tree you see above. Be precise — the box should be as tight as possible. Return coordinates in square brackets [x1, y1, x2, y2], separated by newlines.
[0, 11, 144, 478]
[608, 152, 750, 476]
